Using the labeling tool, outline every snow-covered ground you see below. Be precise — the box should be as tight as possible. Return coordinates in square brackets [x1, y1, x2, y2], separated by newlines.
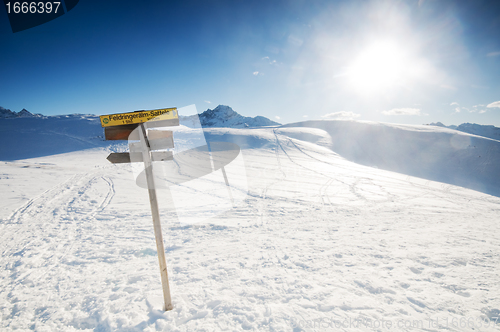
[1, 119, 500, 331]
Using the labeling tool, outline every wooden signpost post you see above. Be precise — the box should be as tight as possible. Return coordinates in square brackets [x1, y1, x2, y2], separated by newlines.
[100, 107, 179, 311]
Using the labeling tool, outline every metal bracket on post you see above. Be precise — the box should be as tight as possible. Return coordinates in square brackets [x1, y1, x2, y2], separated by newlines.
[138, 123, 173, 311]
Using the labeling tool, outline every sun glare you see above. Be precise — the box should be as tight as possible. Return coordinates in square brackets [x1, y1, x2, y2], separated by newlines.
[347, 41, 410, 94]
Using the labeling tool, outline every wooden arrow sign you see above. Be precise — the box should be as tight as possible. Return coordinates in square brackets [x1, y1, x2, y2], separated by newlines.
[144, 118, 180, 129]
[105, 126, 175, 142]
[106, 152, 141, 163]
[129, 132, 174, 152]
[104, 124, 139, 140]
[107, 151, 173, 164]
[148, 130, 173, 140]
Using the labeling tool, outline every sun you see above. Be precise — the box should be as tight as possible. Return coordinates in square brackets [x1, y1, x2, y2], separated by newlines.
[347, 41, 409, 94]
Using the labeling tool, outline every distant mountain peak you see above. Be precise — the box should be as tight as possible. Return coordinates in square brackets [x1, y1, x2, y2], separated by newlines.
[203, 105, 238, 120]
[0, 107, 43, 118]
[18, 109, 34, 117]
[180, 105, 280, 128]
[428, 122, 457, 129]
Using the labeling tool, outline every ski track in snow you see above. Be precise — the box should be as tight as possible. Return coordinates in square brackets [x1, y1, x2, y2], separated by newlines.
[1, 127, 500, 331]
[0, 171, 117, 330]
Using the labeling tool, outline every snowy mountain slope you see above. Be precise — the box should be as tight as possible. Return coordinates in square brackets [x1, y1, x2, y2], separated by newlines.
[0, 126, 499, 331]
[429, 122, 500, 141]
[0, 115, 115, 160]
[455, 123, 500, 142]
[180, 105, 280, 128]
[281, 120, 500, 197]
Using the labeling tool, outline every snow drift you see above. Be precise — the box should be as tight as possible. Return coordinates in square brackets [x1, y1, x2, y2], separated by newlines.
[281, 120, 500, 197]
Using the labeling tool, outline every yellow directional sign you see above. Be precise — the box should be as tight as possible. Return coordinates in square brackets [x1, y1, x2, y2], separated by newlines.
[100, 108, 178, 127]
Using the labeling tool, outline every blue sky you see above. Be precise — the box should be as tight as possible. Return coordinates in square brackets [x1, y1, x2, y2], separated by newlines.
[1, 0, 499, 126]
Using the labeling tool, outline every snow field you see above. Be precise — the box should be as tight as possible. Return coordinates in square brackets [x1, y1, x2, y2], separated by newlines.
[0, 127, 499, 331]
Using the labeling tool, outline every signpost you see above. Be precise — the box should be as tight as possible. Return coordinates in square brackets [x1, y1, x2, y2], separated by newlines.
[100, 107, 178, 311]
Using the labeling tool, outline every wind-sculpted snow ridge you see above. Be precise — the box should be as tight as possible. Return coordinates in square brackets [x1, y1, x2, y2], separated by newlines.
[0, 126, 499, 331]
[281, 120, 500, 197]
[180, 105, 281, 128]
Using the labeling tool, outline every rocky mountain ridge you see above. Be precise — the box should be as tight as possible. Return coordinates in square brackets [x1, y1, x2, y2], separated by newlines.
[0, 107, 43, 118]
[180, 105, 280, 128]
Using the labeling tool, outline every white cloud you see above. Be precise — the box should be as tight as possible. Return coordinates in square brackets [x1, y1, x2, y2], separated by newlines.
[303, 115, 309, 118]
[382, 108, 422, 116]
[261, 56, 277, 65]
[275, 116, 281, 120]
[470, 105, 487, 113]
[486, 51, 500, 57]
[449, 103, 472, 113]
[487, 101, 500, 108]
[204, 100, 211, 104]
[454, 106, 470, 113]
[322, 111, 361, 120]
[450, 102, 462, 113]
[253, 71, 259, 76]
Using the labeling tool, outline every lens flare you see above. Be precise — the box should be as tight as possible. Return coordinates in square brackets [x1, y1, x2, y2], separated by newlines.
[347, 41, 410, 94]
